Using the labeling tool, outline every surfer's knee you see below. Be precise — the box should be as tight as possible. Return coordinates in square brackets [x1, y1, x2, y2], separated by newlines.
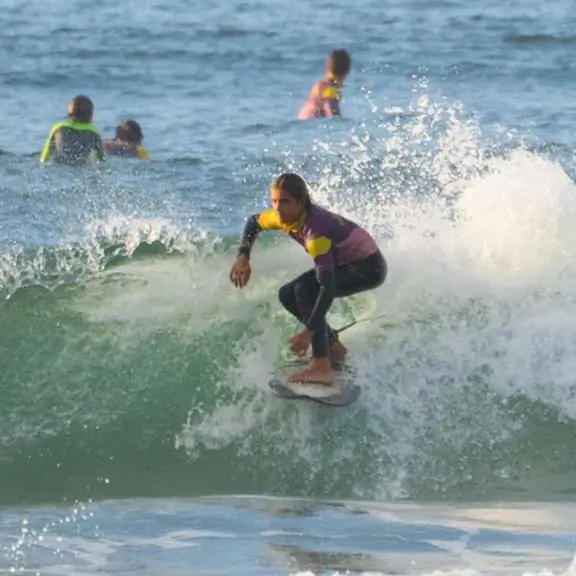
[377, 252, 387, 285]
[371, 250, 387, 288]
[293, 278, 314, 304]
[278, 282, 294, 307]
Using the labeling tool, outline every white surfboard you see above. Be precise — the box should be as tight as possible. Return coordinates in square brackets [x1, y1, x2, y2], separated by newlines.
[268, 370, 360, 407]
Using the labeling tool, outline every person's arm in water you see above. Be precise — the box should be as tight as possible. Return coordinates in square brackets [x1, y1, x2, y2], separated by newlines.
[303, 236, 337, 332]
[39, 125, 59, 163]
[230, 210, 282, 287]
[95, 136, 106, 161]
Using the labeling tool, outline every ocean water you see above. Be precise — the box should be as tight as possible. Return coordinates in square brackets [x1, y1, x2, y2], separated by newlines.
[2, 0, 576, 573]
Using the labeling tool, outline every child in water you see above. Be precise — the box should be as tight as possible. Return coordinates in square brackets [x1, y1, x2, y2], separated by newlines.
[104, 120, 149, 159]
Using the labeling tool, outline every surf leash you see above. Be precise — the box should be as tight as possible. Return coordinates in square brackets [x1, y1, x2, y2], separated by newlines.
[334, 313, 391, 335]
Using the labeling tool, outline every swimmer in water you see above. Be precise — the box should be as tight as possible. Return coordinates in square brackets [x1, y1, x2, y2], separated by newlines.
[40, 95, 105, 165]
[104, 120, 149, 159]
[229, 173, 386, 386]
[298, 49, 351, 121]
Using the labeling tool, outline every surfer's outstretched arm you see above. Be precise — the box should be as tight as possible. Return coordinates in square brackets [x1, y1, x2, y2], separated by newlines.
[230, 215, 259, 288]
[237, 209, 284, 259]
[237, 214, 263, 259]
[231, 211, 283, 288]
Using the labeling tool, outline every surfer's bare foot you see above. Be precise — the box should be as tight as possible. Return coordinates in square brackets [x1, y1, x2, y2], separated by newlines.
[330, 340, 348, 362]
[288, 357, 334, 386]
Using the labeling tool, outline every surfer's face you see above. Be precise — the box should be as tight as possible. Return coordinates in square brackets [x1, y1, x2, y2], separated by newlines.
[270, 186, 304, 225]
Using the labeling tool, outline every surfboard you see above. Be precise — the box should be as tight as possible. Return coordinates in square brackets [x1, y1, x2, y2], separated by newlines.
[268, 369, 361, 407]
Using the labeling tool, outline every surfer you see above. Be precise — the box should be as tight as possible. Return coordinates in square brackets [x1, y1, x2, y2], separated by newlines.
[229, 173, 386, 386]
[298, 48, 351, 120]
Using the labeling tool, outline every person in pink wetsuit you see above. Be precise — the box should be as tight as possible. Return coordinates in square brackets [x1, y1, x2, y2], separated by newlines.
[298, 49, 351, 120]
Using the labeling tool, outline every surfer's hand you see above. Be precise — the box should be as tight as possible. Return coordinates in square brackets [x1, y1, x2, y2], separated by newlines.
[289, 329, 311, 357]
[230, 256, 251, 288]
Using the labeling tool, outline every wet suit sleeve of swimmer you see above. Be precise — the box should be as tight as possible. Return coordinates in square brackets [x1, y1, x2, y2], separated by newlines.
[95, 136, 106, 161]
[137, 146, 149, 160]
[237, 210, 282, 259]
[39, 125, 59, 163]
[304, 236, 337, 332]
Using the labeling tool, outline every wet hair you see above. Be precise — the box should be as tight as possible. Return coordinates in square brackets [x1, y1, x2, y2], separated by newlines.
[328, 49, 351, 78]
[272, 173, 311, 208]
[115, 119, 143, 145]
[67, 95, 94, 123]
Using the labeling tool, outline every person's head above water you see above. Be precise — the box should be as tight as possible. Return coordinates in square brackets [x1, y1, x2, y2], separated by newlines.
[67, 95, 94, 123]
[270, 173, 312, 224]
[326, 49, 351, 82]
[115, 119, 143, 145]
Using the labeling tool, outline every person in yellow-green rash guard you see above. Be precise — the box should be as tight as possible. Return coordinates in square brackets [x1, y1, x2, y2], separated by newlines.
[39, 95, 105, 165]
[229, 173, 387, 386]
[104, 120, 149, 159]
